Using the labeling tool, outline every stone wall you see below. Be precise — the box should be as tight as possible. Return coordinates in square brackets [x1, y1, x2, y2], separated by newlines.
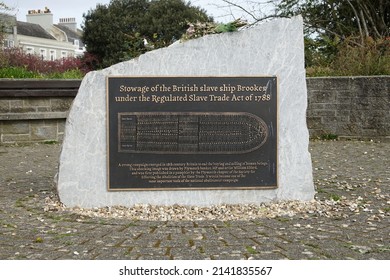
[307, 76, 389, 141]
[0, 80, 80, 144]
[0, 76, 389, 145]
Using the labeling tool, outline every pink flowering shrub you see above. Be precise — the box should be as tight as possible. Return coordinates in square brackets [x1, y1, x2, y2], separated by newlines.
[0, 48, 96, 78]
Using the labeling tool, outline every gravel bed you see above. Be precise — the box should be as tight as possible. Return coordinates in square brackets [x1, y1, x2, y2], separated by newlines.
[44, 194, 387, 221]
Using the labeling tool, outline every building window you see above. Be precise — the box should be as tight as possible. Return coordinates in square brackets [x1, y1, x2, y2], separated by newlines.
[74, 40, 79, 48]
[2, 39, 14, 48]
[49, 50, 56, 61]
[40, 48, 47, 60]
[61, 51, 68, 58]
[26, 47, 34, 55]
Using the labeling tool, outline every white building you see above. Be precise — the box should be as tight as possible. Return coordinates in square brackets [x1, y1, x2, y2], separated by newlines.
[2, 7, 85, 59]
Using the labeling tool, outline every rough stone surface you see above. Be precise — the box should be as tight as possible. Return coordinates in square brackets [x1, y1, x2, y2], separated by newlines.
[57, 16, 315, 207]
[307, 76, 390, 139]
[0, 94, 74, 144]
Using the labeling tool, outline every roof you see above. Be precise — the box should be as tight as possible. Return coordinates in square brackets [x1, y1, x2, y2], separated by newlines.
[16, 21, 55, 40]
[54, 24, 84, 47]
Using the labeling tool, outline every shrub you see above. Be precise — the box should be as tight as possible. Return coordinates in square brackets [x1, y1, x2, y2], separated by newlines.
[0, 48, 89, 78]
[305, 66, 334, 77]
[331, 37, 390, 76]
[45, 69, 84, 79]
[306, 36, 390, 76]
[79, 52, 100, 73]
[0, 66, 40, 78]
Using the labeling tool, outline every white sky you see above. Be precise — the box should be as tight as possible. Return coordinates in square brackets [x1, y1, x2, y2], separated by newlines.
[2, 0, 270, 27]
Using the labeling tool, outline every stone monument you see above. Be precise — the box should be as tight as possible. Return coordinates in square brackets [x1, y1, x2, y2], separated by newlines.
[57, 16, 315, 208]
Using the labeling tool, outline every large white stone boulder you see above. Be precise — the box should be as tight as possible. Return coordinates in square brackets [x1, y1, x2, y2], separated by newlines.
[57, 16, 314, 207]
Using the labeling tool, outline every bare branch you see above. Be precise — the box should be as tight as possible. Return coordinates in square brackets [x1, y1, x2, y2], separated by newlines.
[218, 0, 282, 24]
[220, 0, 261, 22]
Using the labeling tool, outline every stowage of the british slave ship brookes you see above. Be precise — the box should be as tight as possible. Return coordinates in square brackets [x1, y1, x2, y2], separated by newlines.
[118, 112, 269, 154]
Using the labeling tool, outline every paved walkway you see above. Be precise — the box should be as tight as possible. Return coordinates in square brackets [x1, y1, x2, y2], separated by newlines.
[0, 140, 389, 260]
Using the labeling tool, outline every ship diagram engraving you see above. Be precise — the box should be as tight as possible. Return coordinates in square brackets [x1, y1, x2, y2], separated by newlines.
[118, 112, 269, 154]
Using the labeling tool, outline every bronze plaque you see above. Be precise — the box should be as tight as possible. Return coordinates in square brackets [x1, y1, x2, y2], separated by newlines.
[107, 76, 277, 190]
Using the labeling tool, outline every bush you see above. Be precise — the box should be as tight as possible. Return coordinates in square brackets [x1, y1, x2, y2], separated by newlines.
[45, 69, 85, 79]
[331, 37, 390, 76]
[306, 36, 390, 76]
[305, 66, 334, 77]
[0, 48, 88, 78]
[0, 66, 40, 78]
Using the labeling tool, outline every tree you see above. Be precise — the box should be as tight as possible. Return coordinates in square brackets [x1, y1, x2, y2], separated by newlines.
[82, 0, 212, 68]
[276, 0, 390, 43]
[82, 1, 148, 68]
[1, 2, 13, 67]
[219, 0, 389, 40]
[219, 0, 390, 74]
[275, 0, 390, 72]
[142, 0, 212, 48]
[0, 2, 11, 41]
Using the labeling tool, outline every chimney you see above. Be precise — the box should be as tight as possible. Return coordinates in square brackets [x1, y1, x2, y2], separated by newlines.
[59, 18, 77, 32]
[26, 7, 53, 30]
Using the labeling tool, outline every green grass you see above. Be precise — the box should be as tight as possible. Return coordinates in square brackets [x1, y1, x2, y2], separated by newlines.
[34, 237, 43, 243]
[43, 140, 58, 145]
[0, 66, 41, 78]
[320, 133, 338, 140]
[245, 246, 257, 254]
[14, 199, 25, 208]
[45, 69, 84, 79]
[329, 193, 341, 201]
[0, 66, 84, 79]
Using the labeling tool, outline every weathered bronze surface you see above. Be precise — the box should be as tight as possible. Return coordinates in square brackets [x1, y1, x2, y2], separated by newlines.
[107, 76, 277, 190]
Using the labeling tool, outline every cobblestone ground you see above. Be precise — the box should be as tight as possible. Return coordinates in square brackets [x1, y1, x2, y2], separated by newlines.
[0, 140, 389, 260]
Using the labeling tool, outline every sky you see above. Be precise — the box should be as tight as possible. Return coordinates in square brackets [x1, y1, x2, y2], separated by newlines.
[1, 0, 268, 28]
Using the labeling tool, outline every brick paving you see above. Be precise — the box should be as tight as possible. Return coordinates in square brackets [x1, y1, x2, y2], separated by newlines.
[0, 140, 389, 260]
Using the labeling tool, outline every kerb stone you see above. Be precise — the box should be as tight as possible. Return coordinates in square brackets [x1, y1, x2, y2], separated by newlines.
[57, 16, 315, 207]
